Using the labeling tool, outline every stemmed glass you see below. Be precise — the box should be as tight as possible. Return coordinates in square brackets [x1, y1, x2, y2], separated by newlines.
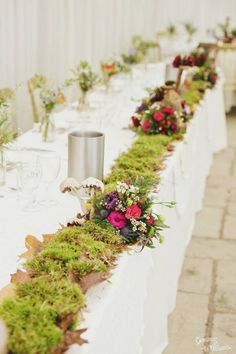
[37, 151, 61, 206]
[17, 162, 42, 211]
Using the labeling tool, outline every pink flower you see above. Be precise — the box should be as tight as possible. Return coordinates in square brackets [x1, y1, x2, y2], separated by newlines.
[153, 111, 164, 122]
[107, 211, 127, 229]
[131, 116, 140, 127]
[171, 123, 178, 132]
[163, 107, 174, 115]
[125, 204, 142, 219]
[146, 216, 154, 225]
[141, 119, 151, 133]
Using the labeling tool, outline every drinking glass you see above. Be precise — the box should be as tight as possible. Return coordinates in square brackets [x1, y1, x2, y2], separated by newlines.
[37, 151, 61, 206]
[18, 162, 42, 211]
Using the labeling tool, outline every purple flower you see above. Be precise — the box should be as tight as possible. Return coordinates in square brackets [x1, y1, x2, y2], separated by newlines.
[136, 103, 147, 113]
[105, 191, 119, 209]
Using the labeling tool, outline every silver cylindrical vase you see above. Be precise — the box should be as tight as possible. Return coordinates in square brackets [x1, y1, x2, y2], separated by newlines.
[68, 131, 105, 183]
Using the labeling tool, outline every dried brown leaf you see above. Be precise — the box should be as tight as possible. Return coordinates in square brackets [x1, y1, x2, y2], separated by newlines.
[57, 313, 77, 331]
[167, 144, 175, 152]
[19, 235, 42, 260]
[10, 270, 31, 284]
[42, 233, 55, 244]
[53, 328, 88, 354]
[0, 284, 16, 304]
[79, 272, 108, 293]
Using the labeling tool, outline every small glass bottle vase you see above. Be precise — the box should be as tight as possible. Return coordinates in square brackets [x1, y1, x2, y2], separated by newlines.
[78, 90, 89, 112]
[41, 112, 55, 143]
[0, 149, 6, 186]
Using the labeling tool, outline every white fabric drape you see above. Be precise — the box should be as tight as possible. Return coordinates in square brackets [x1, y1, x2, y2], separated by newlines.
[0, 0, 236, 130]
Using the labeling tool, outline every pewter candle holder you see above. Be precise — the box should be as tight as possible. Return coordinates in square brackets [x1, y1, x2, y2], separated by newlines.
[68, 131, 105, 183]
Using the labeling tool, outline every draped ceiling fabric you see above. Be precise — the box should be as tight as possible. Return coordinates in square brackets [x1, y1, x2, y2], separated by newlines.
[0, 0, 236, 131]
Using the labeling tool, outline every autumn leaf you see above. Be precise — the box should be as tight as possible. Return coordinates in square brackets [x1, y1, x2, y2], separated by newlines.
[57, 313, 77, 330]
[53, 328, 88, 353]
[19, 235, 42, 260]
[0, 284, 16, 304]
[42, 233, 55, 244]
[167, 144, 175, 152]
[79, 272, 108, 293]
[10, 270, 31, 284]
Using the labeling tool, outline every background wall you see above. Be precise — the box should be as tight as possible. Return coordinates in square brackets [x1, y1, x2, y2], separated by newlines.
[0, 0, 236, 131]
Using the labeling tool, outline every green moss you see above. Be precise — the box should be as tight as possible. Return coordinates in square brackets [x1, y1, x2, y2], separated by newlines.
[105, 134, 173, 186]
[16, 275, 85, 319]
[82, 220, 124, 247]
[68, 258, 108, 278]
[26, 231, 113, 278]
[41, 241, 82, 262]
[181, 89, 201, 107]
[0, 298, 63, 354]
[26, 256, 65, 276]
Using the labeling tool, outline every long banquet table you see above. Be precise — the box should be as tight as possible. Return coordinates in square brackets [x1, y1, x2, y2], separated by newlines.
[0, 64, 227, 354]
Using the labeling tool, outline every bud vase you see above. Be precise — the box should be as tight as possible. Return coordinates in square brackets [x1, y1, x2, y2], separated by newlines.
[0, 149, 6, 186]
[41, 112, 55, 143]
[78, 91, 89, 112]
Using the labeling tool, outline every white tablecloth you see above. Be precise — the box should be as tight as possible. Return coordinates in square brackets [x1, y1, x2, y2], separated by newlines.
[217, 49, 236, 112]
[0, 65, 227, 354]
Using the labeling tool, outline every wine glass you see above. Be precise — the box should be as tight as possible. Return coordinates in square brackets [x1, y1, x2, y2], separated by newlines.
[37, 151, 61, 206]
[17, 162, 42, 212]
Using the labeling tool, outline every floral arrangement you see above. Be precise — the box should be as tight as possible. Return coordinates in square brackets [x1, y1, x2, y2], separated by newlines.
[132, 104, 182, 135]
[0, 88, 16, 148]
[101, 58, 130, 88]
[40, 87, 66, 114]
[172, 54, 196, 68]
[173, 50, 208, 69]
[183, 22, 197, 39]
[101, 58, 130, 77]
[217, 17, 234, 43]
[92, 179, 173, 248]
[28, 74, 47, 90]
[122, 35, 158, 65]
[66, 61, 98, 94]
[0, 88, 14, 108]
[166, 24, 178, 37]
[0, 117, 15, 148]
[190, 50, 207, 67]
[193, 66, 218, 87]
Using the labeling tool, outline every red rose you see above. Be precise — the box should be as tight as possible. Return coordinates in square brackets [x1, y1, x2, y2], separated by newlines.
[125, 204, 142, 219]
[131, 116, 140, 127]
[196, 53, 206, 66]
[171, 123, 178, 132]
[142, 119, 151, 133]
[153, 111, 164, 122]
[187, 55, 195, 67]
[210, 73, 217, 84]
[172, 55, 182, 68]
[163, 106, 174, 115]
